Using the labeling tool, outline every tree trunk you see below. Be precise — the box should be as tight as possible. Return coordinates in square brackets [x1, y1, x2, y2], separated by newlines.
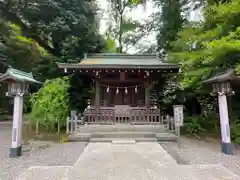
[36, 121, 39, 135]
[118, 13, 123, 53]
[57, 119, 60, 135]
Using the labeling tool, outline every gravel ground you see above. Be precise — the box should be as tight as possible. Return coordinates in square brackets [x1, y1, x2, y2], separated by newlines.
[2, 124, 240, 179]
[0, 127, 87, 180]
[161, 137, 240, 177]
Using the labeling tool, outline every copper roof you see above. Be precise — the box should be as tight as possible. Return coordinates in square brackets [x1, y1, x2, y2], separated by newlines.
[57, 53, 179, 70]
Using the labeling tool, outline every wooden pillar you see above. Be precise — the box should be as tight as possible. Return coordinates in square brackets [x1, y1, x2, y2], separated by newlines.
[144, 82, 150, 122]
[145, 82, 155, 108]
[95, 79, 100, 111]
[145, 84, 150, 108]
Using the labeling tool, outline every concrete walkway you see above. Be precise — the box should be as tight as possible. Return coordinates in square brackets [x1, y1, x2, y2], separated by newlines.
[15, 142, 240, 180]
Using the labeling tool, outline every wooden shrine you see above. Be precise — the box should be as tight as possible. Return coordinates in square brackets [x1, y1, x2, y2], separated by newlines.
[57, 53, 179, 125]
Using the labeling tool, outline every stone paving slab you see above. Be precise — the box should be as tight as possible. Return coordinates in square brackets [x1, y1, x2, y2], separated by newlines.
[15, 166, 72, 180]
[16, 165, 239, 180]
[15, 142, 240, 180]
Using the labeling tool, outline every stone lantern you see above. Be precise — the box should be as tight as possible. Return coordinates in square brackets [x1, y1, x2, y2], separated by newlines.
[211, 81, 233, 96]
[0, 68, 41, 157]
[204, 69, 236, 155]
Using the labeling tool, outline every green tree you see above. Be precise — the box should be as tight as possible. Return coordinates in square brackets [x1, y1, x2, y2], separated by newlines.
[161, 0, 240, 136]
[154, 0, 188, 58]
[105, 0, 148, 52]
[104, 36, 118, 53]
[0, 0, 107, 115]
[0, 20, 58, 80]
[171, 0, 240, 90]
[0, 0, 106, 59]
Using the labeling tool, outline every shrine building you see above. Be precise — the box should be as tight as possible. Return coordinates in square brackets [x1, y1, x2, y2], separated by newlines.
[57, 53, 179, 125]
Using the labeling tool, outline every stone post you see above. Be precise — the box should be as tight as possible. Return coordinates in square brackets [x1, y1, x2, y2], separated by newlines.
[218, 93, 232, 155]
[18, 95, 24, 152]
[9, 94, 23, 157]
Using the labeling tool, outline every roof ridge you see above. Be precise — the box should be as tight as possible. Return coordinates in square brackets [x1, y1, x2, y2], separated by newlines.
[7, 68, 33, 78]
[87, 53, 157, 59]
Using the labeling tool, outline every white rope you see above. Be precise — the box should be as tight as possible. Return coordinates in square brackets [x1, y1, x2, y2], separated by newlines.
[100, 83, 144, 89]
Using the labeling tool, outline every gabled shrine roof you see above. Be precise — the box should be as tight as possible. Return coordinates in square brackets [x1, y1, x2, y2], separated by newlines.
[80, 54, 168, 65]
[0, 68, 42, 84]
[57, 53, 179, 70]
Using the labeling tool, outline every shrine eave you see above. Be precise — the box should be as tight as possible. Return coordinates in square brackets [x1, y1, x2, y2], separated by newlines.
[57, 63, 179, 71]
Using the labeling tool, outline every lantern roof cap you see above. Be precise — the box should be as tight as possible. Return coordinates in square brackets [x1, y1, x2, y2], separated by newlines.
[204, 68, 236, 84]
[0, 68, 42, 84]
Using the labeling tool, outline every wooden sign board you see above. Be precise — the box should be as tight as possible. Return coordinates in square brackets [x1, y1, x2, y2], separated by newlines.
[173, 105, 183, 126]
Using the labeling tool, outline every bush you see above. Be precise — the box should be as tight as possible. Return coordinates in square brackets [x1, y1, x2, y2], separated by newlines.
[0, 108, 9, 121]
[182, 116, 206, 135]
[29, 77, 70, 131]
[201, 111, 220, 133]
[231, 120, 240, 144]
[182, 110, 220, 136]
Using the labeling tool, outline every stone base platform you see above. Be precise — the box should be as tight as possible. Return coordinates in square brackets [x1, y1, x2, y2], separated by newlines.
[69, 125, 178, 142]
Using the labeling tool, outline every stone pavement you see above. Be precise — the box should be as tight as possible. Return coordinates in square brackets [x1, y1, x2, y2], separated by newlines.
[15, 142, 240, 180]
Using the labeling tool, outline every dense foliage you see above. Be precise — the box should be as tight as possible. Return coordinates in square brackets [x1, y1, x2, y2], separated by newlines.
[154, 0, 187, 58]
[155, 0, 240, 141]
[0, 0, 105, 59]
[29, 77, 70, 130]
[0, 0, 105, 117]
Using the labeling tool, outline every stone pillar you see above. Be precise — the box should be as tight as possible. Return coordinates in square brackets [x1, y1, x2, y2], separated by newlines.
[95, 80, 100, 111]
[218, 93, 233, 155]
[9, 95, 23, 157]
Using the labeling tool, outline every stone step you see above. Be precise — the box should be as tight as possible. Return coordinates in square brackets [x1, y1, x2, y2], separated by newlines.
[68, 133, 91, 142]
[0, 124, 12, 128]
[68, 132, 178, 142]
[91, 131, 155, 138]
[155, 133, 178, 142]
[90, 137, 158, 143]
[77, 124, 168, 133]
